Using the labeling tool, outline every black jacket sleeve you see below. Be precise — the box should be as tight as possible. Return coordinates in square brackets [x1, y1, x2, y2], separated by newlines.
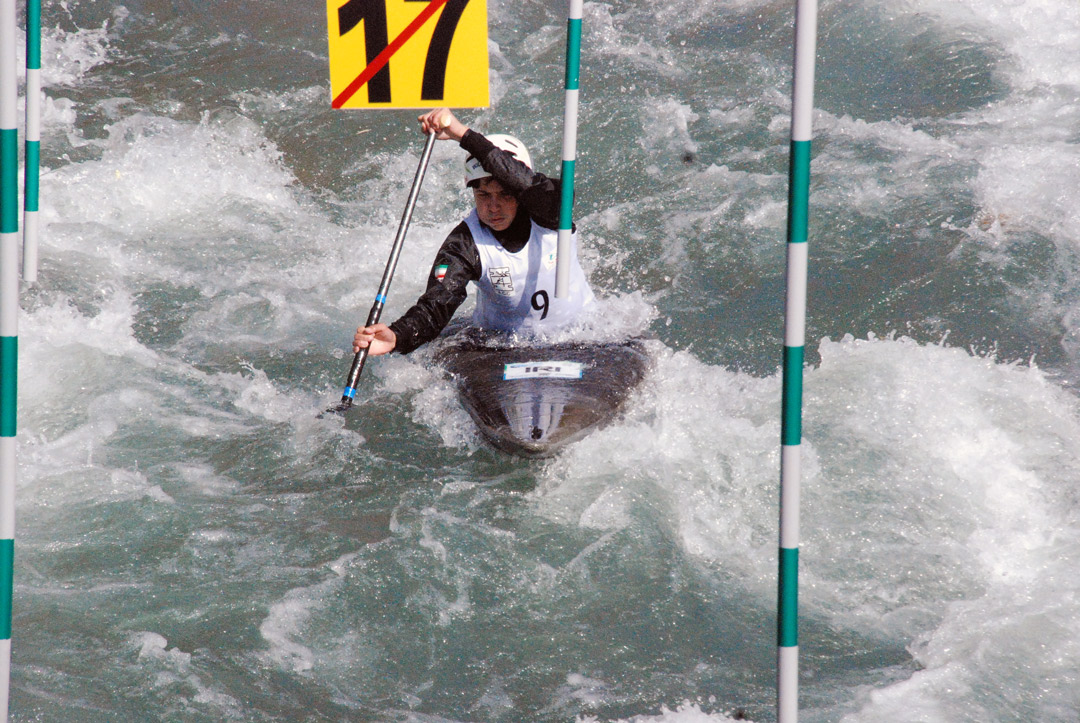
[387, 221, 481, 354]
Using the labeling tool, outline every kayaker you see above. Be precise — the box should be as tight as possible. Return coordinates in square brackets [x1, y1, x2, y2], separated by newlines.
[352, 107, 594, 357]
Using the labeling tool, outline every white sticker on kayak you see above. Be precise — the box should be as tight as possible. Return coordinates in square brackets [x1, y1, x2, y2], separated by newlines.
[503, 361, 584, 380]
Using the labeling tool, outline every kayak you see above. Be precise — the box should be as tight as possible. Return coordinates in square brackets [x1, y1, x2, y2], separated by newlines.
[435, 332, 649, 457]
[436, 335, 649, 457]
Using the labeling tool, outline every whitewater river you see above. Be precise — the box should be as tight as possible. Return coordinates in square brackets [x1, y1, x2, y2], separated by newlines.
[7, 0, 1080, 720]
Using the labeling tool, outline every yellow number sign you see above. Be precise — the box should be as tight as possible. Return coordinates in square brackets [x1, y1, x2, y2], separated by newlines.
[327, 0, 489, 109]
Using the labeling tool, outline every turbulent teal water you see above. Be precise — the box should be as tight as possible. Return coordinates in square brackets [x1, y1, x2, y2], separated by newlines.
[9, 0, 1080, 720]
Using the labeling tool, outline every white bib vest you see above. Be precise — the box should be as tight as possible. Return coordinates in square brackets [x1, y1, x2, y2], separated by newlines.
[465, 209, 594, 333]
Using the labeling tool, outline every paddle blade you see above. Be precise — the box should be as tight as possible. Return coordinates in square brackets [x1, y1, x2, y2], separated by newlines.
[319, 396, 355, 418]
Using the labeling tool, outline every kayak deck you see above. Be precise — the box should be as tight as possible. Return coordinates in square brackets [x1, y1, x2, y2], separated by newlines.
[435, 337, 649, 457]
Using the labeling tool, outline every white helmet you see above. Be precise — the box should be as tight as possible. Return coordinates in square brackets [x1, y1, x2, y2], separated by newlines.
[464, 134, 532, 186]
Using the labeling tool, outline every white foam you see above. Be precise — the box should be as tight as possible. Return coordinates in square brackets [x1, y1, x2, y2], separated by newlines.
[578, 486, 634, 531]
[580, 4, 689, 81]
[39, 20, 113, 88]
[851, 0, 1080, 254]
[811, 111, 961, 215]
[41, 96, 80, 138]
[42, 112, 300, 234]
[888, 0, 1080, 89]
[227, 364, 319, 425]
[173, 464, 238, 497]
[578, 702, 749, 723]
[130, 631, 245, 717]
[21, 291, 152, 363]
[964, 108, 1080, 244]
[639, 98, 700, 158]
[260, 594, 318, 673]
[135, 631, 187, 664]
[557, 672, 611, 707]
[259, 553, 359, 674]
[412, 375, 483, 454]
[231, 86, 326, 117]
[538, 334, 1080, 718]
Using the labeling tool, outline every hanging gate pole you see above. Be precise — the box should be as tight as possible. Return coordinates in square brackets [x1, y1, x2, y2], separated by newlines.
[554, 0, 582, 298]
[23, 0, 40, 284]
[0, 0, 19, 718]
[778, 0, 818, 720]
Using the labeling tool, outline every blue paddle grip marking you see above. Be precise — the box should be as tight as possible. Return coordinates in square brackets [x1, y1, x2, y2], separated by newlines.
[342, 387, 357, 399]
[375, 294, 387, 304]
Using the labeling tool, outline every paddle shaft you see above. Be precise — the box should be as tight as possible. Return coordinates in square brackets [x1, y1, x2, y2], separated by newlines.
[337, 130, 438, 410]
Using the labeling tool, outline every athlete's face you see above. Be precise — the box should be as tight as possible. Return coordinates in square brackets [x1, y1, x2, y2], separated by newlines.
[473, 178, 519, 232]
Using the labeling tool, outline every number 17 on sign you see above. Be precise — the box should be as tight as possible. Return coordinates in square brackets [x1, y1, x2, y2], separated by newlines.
[327, 0, 489, 109]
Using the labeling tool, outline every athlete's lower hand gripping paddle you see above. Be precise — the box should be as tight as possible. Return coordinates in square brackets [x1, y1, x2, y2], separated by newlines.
[324, 117, 446, 416]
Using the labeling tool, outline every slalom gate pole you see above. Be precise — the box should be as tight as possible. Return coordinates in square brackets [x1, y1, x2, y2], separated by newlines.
[0, 0, 18, 718]
[328, 128, 439, 414]
[778, 0, 818, 720]
[554, 0, 582, 299]
[22, 0, 40, 284]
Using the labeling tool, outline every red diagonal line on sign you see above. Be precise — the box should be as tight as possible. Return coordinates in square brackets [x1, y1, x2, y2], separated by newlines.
[333, 0, 451, 108]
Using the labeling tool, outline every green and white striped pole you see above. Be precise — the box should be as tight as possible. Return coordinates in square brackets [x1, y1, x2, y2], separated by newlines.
[0, 0, 19, 718]
[778, 0, 818, 720]
[22, 0, 40, 284]
[554, 0, 582, 299]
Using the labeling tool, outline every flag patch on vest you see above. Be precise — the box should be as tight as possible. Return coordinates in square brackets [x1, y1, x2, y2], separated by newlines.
[434, 264, 448, 281]
[488, 266, 514, 296]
